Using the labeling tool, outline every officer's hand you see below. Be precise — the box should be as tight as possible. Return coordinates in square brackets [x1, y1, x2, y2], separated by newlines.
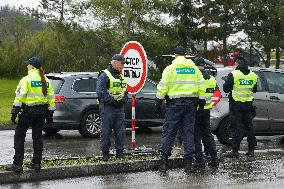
[11, 113, 17, 124]
[113, 100, 124, 108]
[197, 99, 205, 111]
[46, 110, 54, 124]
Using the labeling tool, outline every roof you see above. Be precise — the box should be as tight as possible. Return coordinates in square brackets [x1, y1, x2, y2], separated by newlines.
[46, 72, 99, 78]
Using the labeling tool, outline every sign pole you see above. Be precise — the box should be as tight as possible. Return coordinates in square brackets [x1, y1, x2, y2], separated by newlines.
[131, 95, 137, 149]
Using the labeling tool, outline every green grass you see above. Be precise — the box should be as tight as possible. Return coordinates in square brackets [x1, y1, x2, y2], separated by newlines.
[0, 79, 19, 125]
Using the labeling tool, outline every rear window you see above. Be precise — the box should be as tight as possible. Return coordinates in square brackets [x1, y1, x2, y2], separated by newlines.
[47, 77, 64, 94]
[72, 77, 97, 92]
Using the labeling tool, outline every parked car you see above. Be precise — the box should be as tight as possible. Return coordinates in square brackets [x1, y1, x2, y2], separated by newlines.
[210, 67, 284, 146]
[45, 72, 163, 138]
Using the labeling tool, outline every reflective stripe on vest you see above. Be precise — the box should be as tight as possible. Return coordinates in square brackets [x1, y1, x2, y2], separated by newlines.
[232, 70, 258, 102]
[103, 69, 127, 101]
[198, 76, 216, 109]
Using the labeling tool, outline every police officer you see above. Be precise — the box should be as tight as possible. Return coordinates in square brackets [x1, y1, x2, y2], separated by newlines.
[193, 57, 219, 168]
[223, 56, 258, 158]
[5, 57, 55, 173]
[155, 46, 205, 172]
[97, 54, 128, 161]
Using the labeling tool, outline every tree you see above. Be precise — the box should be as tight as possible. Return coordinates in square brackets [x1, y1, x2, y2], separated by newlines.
[32, 0, 79, 70]
[209, 0, 240, 66]
[240, 0, 284, 68]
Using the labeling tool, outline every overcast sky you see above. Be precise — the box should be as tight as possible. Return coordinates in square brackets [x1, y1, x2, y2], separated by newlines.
[0, 0, 40, 9]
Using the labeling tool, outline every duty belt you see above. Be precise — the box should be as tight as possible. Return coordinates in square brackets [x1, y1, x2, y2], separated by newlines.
[167, 97, 197, 105]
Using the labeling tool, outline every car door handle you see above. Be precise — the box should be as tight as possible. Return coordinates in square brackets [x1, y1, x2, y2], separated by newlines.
[270, 96, 280, 100]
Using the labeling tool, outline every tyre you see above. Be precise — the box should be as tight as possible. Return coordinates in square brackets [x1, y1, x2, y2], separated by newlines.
[216, 117, 232, 146]
[43, 128, 60, 135]
[79, 110, 101, 138]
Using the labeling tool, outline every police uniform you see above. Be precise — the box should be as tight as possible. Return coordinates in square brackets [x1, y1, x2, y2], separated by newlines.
[156, 46, 205, 172]
[223, 57, 258, 158]
[6, 57, 55, 173]
[194, 64, 218, 168]
[96, 55, 127, 160]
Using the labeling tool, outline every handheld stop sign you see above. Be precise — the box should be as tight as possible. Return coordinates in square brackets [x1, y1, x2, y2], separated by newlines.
[120, 41, 148, 149]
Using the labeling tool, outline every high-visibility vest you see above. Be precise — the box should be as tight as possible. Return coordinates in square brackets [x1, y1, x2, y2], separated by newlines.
[156, 56, 205, 100]
[199, 76, 217, 110]
[103, 69, 127, 101]
[232, 70, 258, 102]
[13, 68, 55, 110]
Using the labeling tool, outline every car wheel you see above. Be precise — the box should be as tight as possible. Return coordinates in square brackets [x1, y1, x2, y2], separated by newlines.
[216, 117, 232, 146]
[79, 110, 101, 138]
[44, 128, 60, 135]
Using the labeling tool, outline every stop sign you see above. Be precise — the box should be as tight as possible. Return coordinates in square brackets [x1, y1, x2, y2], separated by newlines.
[120, 41, 148, 94]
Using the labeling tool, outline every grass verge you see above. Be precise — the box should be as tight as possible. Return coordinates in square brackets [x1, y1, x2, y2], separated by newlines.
[0, 79, 18, 125]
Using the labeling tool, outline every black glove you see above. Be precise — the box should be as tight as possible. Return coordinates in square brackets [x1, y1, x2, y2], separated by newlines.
[46, 110, 54, 124]
[10, 106, 21, 124]
[155, 98, 163, 116]
[113, 100, 124, 108]
[197, 99, 206, 111]
[11, 113, 17, 124]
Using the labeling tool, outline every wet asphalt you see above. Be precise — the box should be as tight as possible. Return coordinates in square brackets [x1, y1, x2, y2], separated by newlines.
[0, 128, 284, 188]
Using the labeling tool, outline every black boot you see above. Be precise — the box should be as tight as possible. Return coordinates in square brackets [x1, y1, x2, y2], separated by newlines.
[224, 150, 239, 158]
[28, 163, 41, 173]
[208, 156, 219, 168]
[184, 156, 194, 171]
[193, 155, 205, 169]
[159, 158, 168, 172]
[102, 151, 109, 162]
[5, 164, 23, 173]
[245, 150, 255, 158]
[116, 149, 124, 159]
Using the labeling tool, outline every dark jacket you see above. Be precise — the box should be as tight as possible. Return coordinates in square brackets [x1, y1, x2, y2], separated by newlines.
[96, 65, 128, 106]
[223, 66, 257, 110]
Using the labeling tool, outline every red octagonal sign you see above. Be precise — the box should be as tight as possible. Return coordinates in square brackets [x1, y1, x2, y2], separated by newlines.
[120, 41, 148, 94]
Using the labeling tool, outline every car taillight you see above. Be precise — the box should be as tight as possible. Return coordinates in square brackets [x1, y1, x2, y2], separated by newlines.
[55, 96, 65, 103]
[211, 88, 222, 107]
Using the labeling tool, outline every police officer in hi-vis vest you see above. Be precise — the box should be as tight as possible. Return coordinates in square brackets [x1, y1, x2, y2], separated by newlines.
[193, 57, 219, 168]
[155, 46, 205, 172]
[5, 57, 55, 173]
[97, 54, 128, 161]
[223, 56, 258, 158]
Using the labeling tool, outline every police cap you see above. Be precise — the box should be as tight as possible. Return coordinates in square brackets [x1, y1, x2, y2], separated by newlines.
[174, 46, 186, 55]
[24, 57, 41, 69]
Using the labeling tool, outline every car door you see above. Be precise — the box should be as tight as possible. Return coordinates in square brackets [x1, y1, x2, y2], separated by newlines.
[252, 71, 270, 132]
[135, 79, 159, 121]
[261, 71, 284, 132]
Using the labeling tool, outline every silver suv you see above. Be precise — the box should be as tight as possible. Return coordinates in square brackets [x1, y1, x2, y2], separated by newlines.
[210, 67, 284, 145]
[45, 72, 163, 138]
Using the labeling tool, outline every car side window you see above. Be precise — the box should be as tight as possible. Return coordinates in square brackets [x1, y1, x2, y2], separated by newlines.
[73, 78, 97, 92]
[263, 72, 284, 94]
[140, 80, 157, 93]
[254, 72, 264, 92]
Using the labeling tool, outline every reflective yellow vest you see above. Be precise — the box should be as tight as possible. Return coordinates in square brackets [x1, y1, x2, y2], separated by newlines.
[103, 69, 127, 101]
[199, 75, 217, 110]
[232, 70, 258, 102]
[13, 68, 55, 110]
[156, 56, 205, 100]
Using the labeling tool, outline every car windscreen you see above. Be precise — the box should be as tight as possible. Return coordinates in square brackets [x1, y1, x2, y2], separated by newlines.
[140, 79, 157, 93]
[47, 77, 64, 94]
